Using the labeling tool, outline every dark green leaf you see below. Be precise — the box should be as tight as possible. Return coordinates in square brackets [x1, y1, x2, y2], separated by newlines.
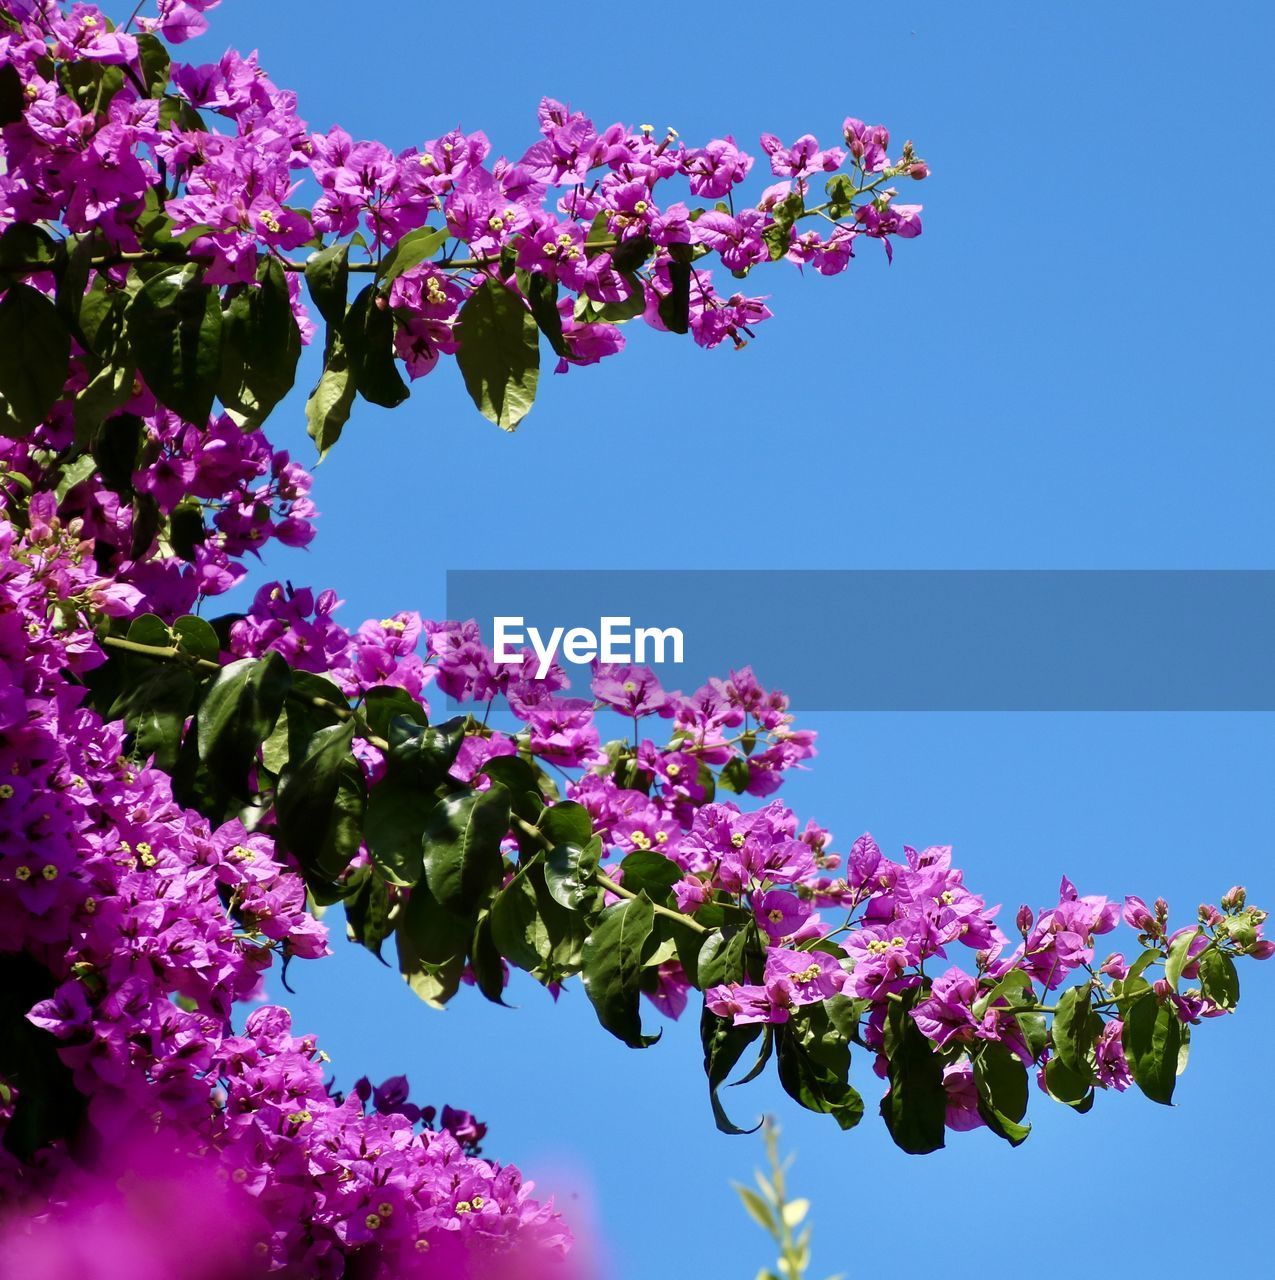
[171, 614, 219, 662]
[0, 282, 71, 434]
[343, 284, 408, 408]
[110, 662, 198, 772]
[195, 653, 290, 798]
[397, 918, 466, 1008]
[1051, 985, 1102, 1078]
[344, 868, 393, 958]
[522, 271, 569, 358]
[478, 755, 544, 823]
[361, 685, 428, 740]
[539, 800, 594, 848]
[219, 257, 301, 427]
[454, 277, 539, 431]
[470, 913, 508, 1004]
[617, 848, 682, 903]
[973, 1040, 1032, 1146]
[276, 721, 367, 883]
[657, 260, 691, 335]
[400, 880, 474, 966]
[1121, 987, 1182, 1105]
[581, 894, 661, 1048]
[701, 1001, 764, 1134]
[136, 32, 171, 97]
[1043, 1055, 1095, 1110]
[127, 265, 222, 422]
[544, 833, 602, 913]
[776, 1026, 864, 1132]
[304, 241, 350, 327]
[490, 864, 550, 971]
[0, 222, 58, 273]
[421, 783, 511, 912]
[880, 990, 947, 1154]
[1198, 949, 1239, 1011]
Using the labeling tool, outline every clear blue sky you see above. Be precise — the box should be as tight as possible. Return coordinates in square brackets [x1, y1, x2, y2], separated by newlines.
[193, 2, 1273, 1276]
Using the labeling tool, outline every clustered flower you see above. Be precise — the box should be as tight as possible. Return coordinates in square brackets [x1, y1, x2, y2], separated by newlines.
[0, 508, 572, 1273]
[0, 2, 1266, 1268]
[2, 0, 926, 395]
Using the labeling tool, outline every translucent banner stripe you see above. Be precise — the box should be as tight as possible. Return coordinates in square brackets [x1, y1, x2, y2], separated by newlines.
[446, 570, 1275, 711]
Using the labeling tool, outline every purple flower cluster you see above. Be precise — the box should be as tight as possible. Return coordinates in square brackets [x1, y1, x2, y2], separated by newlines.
[0, 513, 571, 1274]
[1, 0, 926, 399]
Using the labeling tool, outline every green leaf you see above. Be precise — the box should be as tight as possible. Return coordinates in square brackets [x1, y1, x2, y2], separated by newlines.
[657, 260, 692, 335]
[454, 277, 540, 431]
[110, 662, 198, 772]
[1198, 949, 1239, 1011]
[469, 913, 508, 1004]
[617, 848, 682, 903]
[697, 926, 760, 989]
[478, 755, 545, 823]
[304, 241, 350, 327]
[73, 360, 135, 445]
[360, 685, 429, 740]
[344, 866, 393, 958]
[421, 783, 511, 912]
[276, 721, 367, 884]
[1043, 1055, 1095, 1110]
[305, 332, 357, 458]
[397, 921, 466, 1009]
[364, 718, 469, 887]
[1121, 987, 1182, 1105]
[973, 1040, 1031, 1146]
[701, 1001, 764, 1134]
[733, 1185, 777, 1235]
[126, 264, 222, 423]
[490, 863, 551, 972]
[343, 283, 408, 408]
[136, 32, 171, 97]
[400, 880, 475, 967]
[581, 894, 661, 1048]
[1166, 927, 1202, 989]
[218, 257, 301, 427]
[195, 654, 291, 799]
[1051, 985, 1102, 1078]
[171, 614, 220, 663]
[539, 800, 594, 847]
[0, 282, 71, 435]
[776, 1025, 864, 1132]
[376, 225, 447, 285]
[522, 271, 570, 358]
[544, 833, 603, 913]
[0, 223, 58, 274]
[880, 990, 947, 1154]
[364, 775, 434, 888]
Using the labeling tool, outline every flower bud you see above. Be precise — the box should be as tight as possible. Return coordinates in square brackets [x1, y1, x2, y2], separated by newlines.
[1154, 897, 1170, 922]
[908, 161, 930, 180]
[1153, 978, 1173, 1001]
[1099, 952, 1128, 980]
[1249, 939, 1275, 960]
[1198, 903, 1223, 927]
[1016, 904, 1034, 936]
[1221, 885, 1247, 911]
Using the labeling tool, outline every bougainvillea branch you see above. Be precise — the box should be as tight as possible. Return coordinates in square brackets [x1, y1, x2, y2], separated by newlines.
[0, 3, 1267, 1277]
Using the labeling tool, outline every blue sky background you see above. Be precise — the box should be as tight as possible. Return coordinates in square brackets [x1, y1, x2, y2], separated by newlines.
[186, 2, 1271, 1275]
